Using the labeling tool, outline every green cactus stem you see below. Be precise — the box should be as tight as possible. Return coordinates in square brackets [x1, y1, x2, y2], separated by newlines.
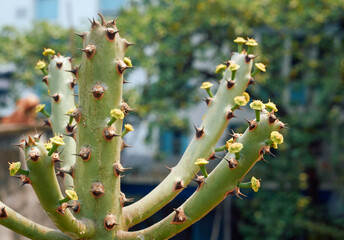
[45, 54, 77, 189]
[123, 51, 254, 228]
[0, 202, 72, 240]
[118, 111, 284, 239]
[74, 14, 130, 238]
[24, 138, 94, 238]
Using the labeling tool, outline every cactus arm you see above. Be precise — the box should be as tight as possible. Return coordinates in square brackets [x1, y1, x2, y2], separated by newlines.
[0, 201, 72, 240]
[47, 55, 77, 189]
[118, 112, 284, 239]
[25, 139, 95, 238]
[123, 52, 253, 228]
[74, 16, 127, 237]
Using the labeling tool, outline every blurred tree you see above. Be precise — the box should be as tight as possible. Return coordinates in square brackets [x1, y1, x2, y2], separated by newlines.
[118, 0, 344, 239]
[0, 22, 81, 93]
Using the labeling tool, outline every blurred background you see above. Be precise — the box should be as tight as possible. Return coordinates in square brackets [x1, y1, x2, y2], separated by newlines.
[0, 0, 344, 239]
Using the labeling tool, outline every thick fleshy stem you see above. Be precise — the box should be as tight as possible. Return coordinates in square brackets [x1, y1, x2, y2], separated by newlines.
[118, 111, 284, 239]
[0, 201, 72, 240]
[123, 52, 254, 228]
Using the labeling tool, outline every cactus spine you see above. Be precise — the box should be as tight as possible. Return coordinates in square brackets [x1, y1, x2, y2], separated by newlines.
[0, 14, 286, 239]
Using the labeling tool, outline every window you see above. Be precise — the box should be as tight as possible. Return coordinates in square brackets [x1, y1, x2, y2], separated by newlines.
[36, 0, 58, 21]
[100, 0, 125, 16]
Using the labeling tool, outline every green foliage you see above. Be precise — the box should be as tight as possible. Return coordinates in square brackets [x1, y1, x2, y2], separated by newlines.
[0, 22, 81, 86]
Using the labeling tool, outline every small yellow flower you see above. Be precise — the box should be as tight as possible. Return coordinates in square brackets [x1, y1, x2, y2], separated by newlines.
[124, 124, 134, 132]
[50, 135, 65, 146]
[110, 109, 124, 120]
[255, 63, 267, 72]
[8, 162, 21, 176]
[234, 37, 247, 44]
[250, 100, 265, 111]
[229, 63, 240, 72]
[124, 57, 132, 67]
[200, 82, 213, 89]
[66, 108, 75, 115]
[245, 38, 258, 47]
[35, 104, 45, 113]
[35, 60, 46, 70]
[234, 96, 248, 106]
[194, 158, 209, 166]
[44, 141, 53, 151]
[42, 48, 55, 56]
[242, 92, 250, 103]
[228, 142, 243, 153]
[225, 138, 234, 150]
[65, 190, 78, 200]
[215, 64, 227, 74]
[265, 100, 278, 112]
[270, 131, 284, 145]
[251, 176, 261, 192]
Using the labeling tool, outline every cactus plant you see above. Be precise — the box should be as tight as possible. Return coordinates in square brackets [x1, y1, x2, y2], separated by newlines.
[0, 14, 286, 239]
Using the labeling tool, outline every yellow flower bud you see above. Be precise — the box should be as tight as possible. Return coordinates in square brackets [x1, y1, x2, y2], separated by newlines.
[35, 60, 46, 70]
[110, 109, 124, 120]
[251, 176, 261, 192]
[215, 64, 227, 74]
[265, 100, 278, 112]
[229, 63, 240, 72]
[255, 63, 267, 72]
[234, 96, 248, 106]
[124, 123, 134, 132]
[35, 104, 45, 113]
[200, 82, 213, 89]
[234, 37, 247, 44]
[8, 162, 21, 176]
[194, 158, 209, 166]
[228, 142, 243, 153]
[42, 48, 55, 56]
[250, 100, 265, 111]
[50, 135, 65, 146]
[124, 57, 132, 67]
[245, 38, 258, 47]
[270, 131, 284, 145]
[65, 190, 78, 200]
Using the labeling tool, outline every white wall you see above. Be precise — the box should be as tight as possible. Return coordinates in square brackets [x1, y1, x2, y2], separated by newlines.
[0, 0, 35, 29]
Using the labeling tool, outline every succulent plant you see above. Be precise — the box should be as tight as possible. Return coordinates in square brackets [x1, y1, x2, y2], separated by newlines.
[0, 13, 285, 239]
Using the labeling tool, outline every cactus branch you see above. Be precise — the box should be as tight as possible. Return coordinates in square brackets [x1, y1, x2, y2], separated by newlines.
[0, 202, 72, 240]
[118, 112, 283, 239]
[123, 52, 253, 228]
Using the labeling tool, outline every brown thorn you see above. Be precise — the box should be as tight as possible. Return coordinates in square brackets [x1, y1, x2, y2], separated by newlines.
[245, 119, 257, 131]
[113, 162, 132, 177]
[123, 39, 135, 50]
[91, 182, 105, 198]
[171, 208, 187, 224]
[78, 145, 91, 161]
[203, 96, 212, 106]
[245, 54, 256, 63]
[106, 28, 119, 42]
[224, 157, 238, 169]
[120, 192, 134, 207]
[81, 44, 96, 59]
[56, 61, 63, 69]
[173, 180, 185, 191]
[104, 214, 118, 231]
[226, 110, 235, 120]
[0, 207, 8, 219]
[103, 126, 120, 141]
[97, 13, 106, 26]
[193, 124, 205, 139]
[43, 119, 52, 128]
[67, 201, 80, 214]
[27, 135, 36, 146]
[247, 77, 255, 87]
[91, 83, 106, 99]
[208, 152, 220, 160]
[75, 32, 86, 39]
[56, 203, 67, 215]
[226, 80, 235, 89]
[42, 76, 49, 86]
[121, 140, 133, 151]
[51, 93, 60, 103]
[191, 174, 205, 191]
[28, 149, 40, 162]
